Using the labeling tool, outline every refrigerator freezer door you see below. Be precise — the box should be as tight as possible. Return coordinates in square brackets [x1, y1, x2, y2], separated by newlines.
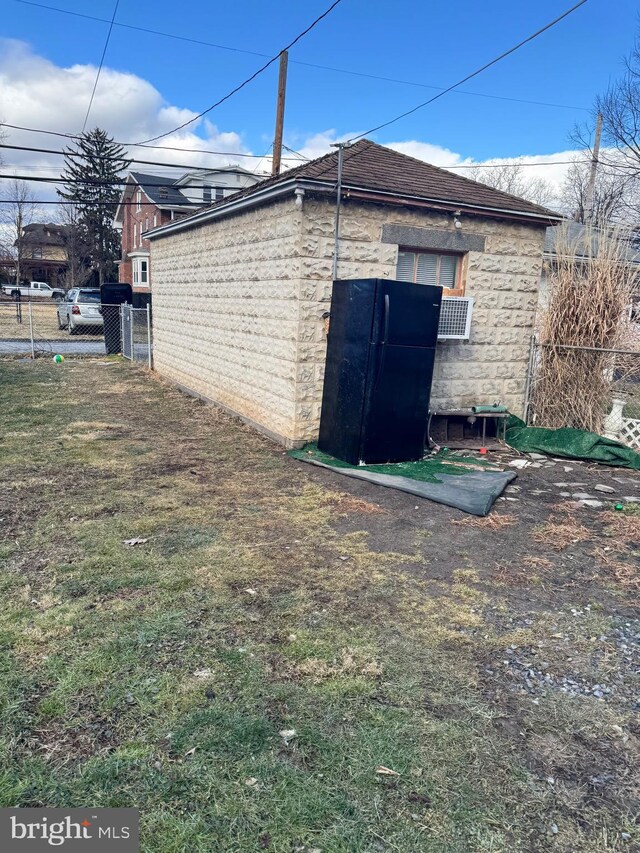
[360, 344, 436, 463]
[318, 280, 376, 464]
[372, 279, 442, 348]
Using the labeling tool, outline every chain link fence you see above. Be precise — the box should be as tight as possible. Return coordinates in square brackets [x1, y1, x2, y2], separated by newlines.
[525, 338, 640, 450]
[0, 296, 152, 365]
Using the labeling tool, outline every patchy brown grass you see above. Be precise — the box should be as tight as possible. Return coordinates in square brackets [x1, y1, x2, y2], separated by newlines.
[532, 515, 592, 550]
[601, 511, 640, 543]
[593, 546, 640, 591]
[322, 493, 387, 515]
[1, 360, 639, 853]
[451, 513, 516, 529]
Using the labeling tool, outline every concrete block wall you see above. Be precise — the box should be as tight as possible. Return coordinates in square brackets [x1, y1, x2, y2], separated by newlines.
[149, 191, 546, 447]
[293, 199, 546, 442]
[150, 198, 304, 443]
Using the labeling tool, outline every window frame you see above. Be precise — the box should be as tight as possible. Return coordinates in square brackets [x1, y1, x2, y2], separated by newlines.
[136, 189, 142, 212]
[203, 185, 212, 204]
[397, 248, 465, 297]
[132, 257, 149, 286]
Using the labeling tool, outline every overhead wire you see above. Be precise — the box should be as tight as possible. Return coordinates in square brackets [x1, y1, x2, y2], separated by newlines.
[348, 0, 590, 143]
[13, 0, 590, 113]
[0, 125, 304, 160]
[81, 0, 120, 132]
[0, 173, 264, 191]
[0, 142, 301, 170]
[133, 0, 345, 145]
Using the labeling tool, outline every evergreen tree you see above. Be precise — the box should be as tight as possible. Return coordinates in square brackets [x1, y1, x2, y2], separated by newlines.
[58, 128, 131, 284]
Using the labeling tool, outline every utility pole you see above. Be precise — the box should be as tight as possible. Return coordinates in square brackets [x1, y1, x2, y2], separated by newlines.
[331, 142, 349, 279]
[271, 51, 288, 176]
[583, 111, 602, 226]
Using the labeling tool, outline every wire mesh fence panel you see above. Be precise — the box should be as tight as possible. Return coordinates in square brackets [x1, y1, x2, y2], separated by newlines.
[120, 305, 152, 365]
[0, 300, 35, 357]
[0, 296, 151, 363]
[525, 340, 640, 449]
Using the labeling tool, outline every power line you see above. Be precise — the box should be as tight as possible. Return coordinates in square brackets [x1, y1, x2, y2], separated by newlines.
[0, 139, 603, 172]
[0, 124, 303, 160]
[133, 0, 345, 145]
[82, 0, 120, 133]
[0, 199, 189, 205]
[0, 142, 281, 171]
[13, 0, 589, 113]
[0, 146, 593, 174]
[350, 0, 590, 142]
[0, 172, 264, 191]
[282, 144, 311, 161]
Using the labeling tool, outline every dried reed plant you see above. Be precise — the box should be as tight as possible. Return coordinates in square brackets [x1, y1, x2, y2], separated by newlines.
[532, 223, 639, 433]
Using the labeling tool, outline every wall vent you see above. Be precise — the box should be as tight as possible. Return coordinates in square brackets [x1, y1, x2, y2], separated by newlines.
[438, 296, 474, 340]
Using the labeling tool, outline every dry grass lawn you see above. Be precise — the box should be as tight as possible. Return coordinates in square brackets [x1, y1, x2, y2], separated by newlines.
[0, 359, 638, 852]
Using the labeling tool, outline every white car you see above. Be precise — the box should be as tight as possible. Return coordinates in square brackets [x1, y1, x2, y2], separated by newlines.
[2, 281, 65, 299]
[57, 288, 103, 334]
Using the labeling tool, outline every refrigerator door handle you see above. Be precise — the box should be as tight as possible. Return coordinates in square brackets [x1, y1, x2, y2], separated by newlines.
[374, 293, 390, 389]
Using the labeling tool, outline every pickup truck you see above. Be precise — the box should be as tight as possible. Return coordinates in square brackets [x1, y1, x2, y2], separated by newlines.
[1, 281, 65, 300]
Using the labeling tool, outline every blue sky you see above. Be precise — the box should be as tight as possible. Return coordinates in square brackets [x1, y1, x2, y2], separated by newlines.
[1, 0, 639, 186]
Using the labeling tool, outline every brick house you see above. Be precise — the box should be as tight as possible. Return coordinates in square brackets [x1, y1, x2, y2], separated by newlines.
[114, 168, 260, 292]
[146, 140, 560, 447]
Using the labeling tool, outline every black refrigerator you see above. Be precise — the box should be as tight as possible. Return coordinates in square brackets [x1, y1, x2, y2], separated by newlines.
[318, 278, 442, 465]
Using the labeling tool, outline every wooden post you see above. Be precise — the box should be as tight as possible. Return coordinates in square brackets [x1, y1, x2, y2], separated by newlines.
[583, 112, 602, 226]
[271, 51, 289, 176]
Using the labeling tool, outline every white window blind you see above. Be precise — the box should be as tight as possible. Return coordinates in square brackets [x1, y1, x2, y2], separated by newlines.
[439, 254, 458, 289]
[396, 249, 460, 290]
[396, 251, 415, 281]
[416, 253, 438, 286]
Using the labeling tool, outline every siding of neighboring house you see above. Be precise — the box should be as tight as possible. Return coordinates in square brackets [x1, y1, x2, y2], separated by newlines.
[118, 193, 173, 289]
[151, 195, 545, 447]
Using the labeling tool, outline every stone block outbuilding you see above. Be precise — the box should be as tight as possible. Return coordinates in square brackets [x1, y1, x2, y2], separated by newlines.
[146, 140, 560, 447]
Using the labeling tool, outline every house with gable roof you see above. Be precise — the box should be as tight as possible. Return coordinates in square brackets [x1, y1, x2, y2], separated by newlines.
[114, 168, 260, 291]
[146, 140, 560, 446]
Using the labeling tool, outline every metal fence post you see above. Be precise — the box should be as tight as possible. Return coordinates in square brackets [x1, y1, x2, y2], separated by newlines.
[119, 305, 124, 355]
[146, 303, 152, 369]
[28, 301, 35, 359]
[523, 334, 536, 425]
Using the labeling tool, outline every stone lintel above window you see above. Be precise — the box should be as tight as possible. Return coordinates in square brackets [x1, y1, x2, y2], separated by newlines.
[381, 224, 486, 254]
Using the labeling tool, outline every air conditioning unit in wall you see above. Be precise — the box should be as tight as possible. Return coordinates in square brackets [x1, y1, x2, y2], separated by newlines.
[437, 296, 474, 340]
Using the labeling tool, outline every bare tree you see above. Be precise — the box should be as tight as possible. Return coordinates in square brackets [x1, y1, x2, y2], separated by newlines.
[467, 163, 557, 208]
[56, 203, 92, 290]
[559, 155, 637, 225]
[596, 39, 640, 177]
[0, 179, 37, 288]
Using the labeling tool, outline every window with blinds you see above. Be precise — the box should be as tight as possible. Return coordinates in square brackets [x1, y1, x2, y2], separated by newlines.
[396, 250, 463, 293]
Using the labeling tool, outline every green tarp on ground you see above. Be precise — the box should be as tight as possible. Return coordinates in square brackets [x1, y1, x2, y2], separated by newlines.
[506, 416, 640, 470]
[289, 445, 516, 516]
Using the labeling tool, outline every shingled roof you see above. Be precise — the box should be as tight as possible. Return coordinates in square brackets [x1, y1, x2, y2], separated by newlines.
[129, 172, 198, 208]
[286, 140, 559, 218]
[148, 139, 560, 239]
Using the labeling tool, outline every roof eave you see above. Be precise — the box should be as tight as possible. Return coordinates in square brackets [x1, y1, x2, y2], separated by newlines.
[147, 177, 561, 240]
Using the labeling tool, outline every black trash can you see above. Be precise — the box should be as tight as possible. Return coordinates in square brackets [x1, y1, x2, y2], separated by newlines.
[101, 282, 132, 355]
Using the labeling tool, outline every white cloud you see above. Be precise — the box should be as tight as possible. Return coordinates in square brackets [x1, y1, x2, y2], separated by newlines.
[0, 38, 257, 203]
[0, 39, 599, 213]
